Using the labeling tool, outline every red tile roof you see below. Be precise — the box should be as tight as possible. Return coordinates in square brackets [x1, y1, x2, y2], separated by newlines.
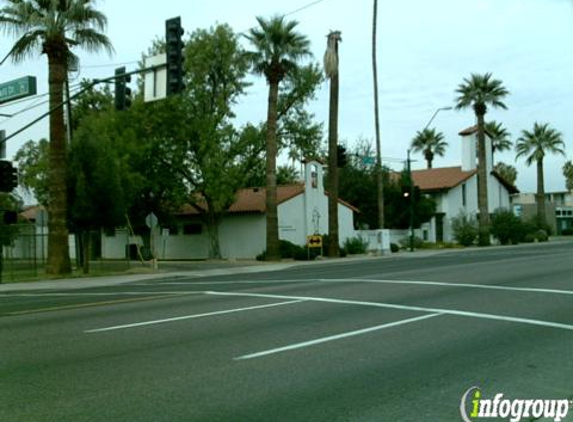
[179, 184, 359, 215]
[411, 166, 477, 192]
[459, 125, 494, 138]
[19, 205, 44, 221]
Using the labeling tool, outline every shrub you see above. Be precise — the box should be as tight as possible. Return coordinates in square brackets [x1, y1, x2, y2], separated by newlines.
[390, 243, 400, 253]
[535, 229, 549, 242]
[451, 213, 478, 247]
[257, 240, 313, 261]
[342, 236, 368, 255]
[523, 233, 536, 243]
[491, 209, 524, 245]
[399, 236, 424, 250]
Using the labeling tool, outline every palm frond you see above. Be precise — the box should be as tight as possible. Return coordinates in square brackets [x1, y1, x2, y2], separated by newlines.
[516, 122, 565, 167]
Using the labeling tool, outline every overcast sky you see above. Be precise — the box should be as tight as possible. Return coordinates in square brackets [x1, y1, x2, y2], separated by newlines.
[1, 0, 572, 195]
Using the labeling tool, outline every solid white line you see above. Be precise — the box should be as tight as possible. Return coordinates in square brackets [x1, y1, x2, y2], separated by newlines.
[0, 292, 200, 297]
[206, 291, 573, 332]
[235, 313, 442, 360]
[325, 278, 573, 297]
[136, 278, 573, 297]
[85, 299, 304, 333]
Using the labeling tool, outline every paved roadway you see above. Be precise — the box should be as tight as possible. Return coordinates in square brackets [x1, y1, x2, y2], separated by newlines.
[1, 241, 573, 421]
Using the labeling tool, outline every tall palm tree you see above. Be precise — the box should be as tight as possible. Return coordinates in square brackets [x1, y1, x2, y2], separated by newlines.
[245, 16, 311, 260]
[372, 0, 384, 230]
[455, 73, 509, 245]
[1, 0, 113, 275]
[485, 120, 512, 161]
[516, 122, 565, 226]
[410, 128, 447, 169]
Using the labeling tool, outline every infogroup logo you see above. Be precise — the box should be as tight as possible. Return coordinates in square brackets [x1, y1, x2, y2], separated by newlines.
[460, 386, 572, 422]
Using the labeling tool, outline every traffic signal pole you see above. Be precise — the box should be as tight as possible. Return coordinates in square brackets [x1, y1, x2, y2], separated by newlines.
[1, 63, 165, 145]
[407, 149, 415, 252]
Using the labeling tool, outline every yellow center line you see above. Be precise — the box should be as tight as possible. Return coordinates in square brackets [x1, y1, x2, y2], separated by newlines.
[7, 294, 186, 316]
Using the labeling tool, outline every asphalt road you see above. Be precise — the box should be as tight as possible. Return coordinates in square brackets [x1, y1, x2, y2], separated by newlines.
[1, 241, 573, 422]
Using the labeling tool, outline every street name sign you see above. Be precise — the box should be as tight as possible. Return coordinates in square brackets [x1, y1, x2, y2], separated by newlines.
[0, 76, 37, 105]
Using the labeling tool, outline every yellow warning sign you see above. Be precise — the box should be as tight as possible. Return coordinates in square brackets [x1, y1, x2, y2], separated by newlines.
[307, 235, 323, 248]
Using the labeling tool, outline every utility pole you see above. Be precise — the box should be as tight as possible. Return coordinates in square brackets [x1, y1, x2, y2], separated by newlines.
[325, 31, 342, 257]
[407, 149, 415, 252]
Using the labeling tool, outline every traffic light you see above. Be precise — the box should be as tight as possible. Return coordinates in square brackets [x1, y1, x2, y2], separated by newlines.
[2, 210, 17, 225]
[0, 160, 17, 192]
[336, 145, 347, 168]
[114, 67, 132, 111]
[401, 184, 421, 202]
[166, 16, 185, 96]
[401, 184, 411, 201]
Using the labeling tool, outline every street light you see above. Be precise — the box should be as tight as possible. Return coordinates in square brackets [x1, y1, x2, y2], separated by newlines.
[423, 106, 453, 131]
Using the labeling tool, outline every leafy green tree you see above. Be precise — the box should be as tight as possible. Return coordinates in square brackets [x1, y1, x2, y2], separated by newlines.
[68, 113, 129, 273]
[245, 15, 312, 261]
[140, 24, 255, 259]
[563, 161, 573, 191]
[338, 141, 435, 230]
[410, 128, 447, 169]
[516, 122, 565, 225]
[0, 0, 113, 275]
[0, 193, 22, 282]
[14, 139, 50, 206]
[494, 162, 518, 186]
[71, 80, 114, 130]
[277, 166, 300, 185]
[455, 73, 509, 246]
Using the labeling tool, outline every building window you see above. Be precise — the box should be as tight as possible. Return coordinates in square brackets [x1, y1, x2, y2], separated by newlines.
[311, 164, 318, 189]
[183, 224, 202, 235]
[163, 224, 179, 235]
[462, 183, 467, 207]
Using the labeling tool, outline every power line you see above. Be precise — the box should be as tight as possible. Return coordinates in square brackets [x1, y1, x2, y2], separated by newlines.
[80, 60, 139, 70]
[284, 0, 329, 17]
[239, 0, 331, 34]
[0, 83, 84, 123]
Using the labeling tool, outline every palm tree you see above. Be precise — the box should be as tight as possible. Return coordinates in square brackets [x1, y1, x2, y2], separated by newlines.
[516, 122, 565, 226]
[410, 128, 447, 169]
[564, 161, 573, 191]
[372, 0, 384, 230]
[1, 0, 113, 275]
[245, 16, 311, 260]
[455, 73, 509, 245]
[485, 121, 512, 161]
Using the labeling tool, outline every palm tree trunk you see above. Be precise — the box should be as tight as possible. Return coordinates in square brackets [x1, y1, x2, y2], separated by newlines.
[46, 53, 72, 275]
[476, 112, 490, 246]
[537, 158, 546, 226]
[327, 43, 340, 258]
[265, 80, 280, 261]
[372, 0, 384, 230]
[425, 150, 433, 169]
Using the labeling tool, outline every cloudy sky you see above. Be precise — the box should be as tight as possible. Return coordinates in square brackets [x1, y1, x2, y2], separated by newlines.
[1, 0, 572, 194]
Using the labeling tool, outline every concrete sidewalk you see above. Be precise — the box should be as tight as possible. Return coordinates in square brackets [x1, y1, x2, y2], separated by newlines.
[1, 238, 569, 292]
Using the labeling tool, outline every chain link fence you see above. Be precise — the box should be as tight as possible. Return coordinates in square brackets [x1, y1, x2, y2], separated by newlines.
[0, 225, 145, 283]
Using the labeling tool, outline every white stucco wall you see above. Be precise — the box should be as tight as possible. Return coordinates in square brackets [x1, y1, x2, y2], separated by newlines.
[219, 214, 266, 259]
[99, 160, 357, 260]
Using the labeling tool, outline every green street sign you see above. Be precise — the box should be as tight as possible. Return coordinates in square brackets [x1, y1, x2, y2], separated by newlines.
[0, 76, 37, 105]
[362, 156, 375, 165]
